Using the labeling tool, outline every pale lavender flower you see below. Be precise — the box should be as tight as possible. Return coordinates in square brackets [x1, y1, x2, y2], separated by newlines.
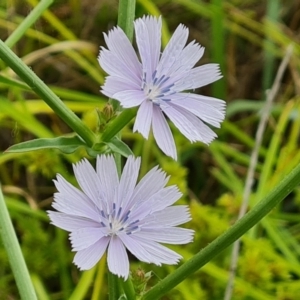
[98, 15, 225, 160]
[48, 155, 194, 279]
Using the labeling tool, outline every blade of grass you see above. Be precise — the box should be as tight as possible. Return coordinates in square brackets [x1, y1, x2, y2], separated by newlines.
[226, 100, 284, 118]
[68, 268, 97, 300]
[213, 141, 263, 171]
[69, 0, 82, 33]
[31, 274, 50, 300]
[209, 142, 244, 194]
[12, 99, 104, 114]
[0, 40, 96, 147]
[56, 230, 73, 299]
[211, 168, 243, 194]
[262, 219, 299, 265]
[0, 74, 105, 103]
[284, 100, 300, 156]
[222, 121, 268, 157]
[27, 0, 77, 41]
[252, 100, 295, 207]
[174, 0, 213, 18]
[0, 10, 57, 44]
[0, 96, 54, 138]
[91, 257, 106, 300]
[0, 13, 104, 84]
[211, 0, 226, 100]
[278, 225, 300, 257]
[0, 186, 38, 300]
[263, 0, 280, 91]
[5, 196, 48, 221]
[20, 40, 97, 66]
[5, 0, 53, 48]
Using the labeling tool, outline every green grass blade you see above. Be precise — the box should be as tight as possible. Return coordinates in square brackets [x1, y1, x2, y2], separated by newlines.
[0, 187, 38, 300]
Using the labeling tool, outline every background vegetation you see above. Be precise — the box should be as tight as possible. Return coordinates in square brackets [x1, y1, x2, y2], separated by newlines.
[1, 0, 300, 299]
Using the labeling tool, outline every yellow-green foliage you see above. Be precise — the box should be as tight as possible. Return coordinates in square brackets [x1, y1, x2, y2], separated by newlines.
[238, 238, 290, 290]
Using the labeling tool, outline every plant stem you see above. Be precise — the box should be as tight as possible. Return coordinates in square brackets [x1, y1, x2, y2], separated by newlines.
[122, 278, 136, 300]
[108, 271, 119, 300]
[0, 185, 38, 300]
[107, 1, 136, 299]
[69, 268, 96, 300]
[0, 39, 95, 147]
[101, 108, 137, 143]
[142, 161, 300, 300]
[117, 0, 136, 41]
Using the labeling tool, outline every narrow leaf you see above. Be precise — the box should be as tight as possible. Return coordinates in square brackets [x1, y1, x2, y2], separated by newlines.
[107, 137, 133, 158]
[6, 136, 86, 154]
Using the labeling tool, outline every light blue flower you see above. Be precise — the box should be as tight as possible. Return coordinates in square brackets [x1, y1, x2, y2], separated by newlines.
[48, 155, 193, 279]
[99, 15, 225, 159]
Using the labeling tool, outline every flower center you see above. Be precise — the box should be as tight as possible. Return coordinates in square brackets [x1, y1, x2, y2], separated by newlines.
[145, 84, 161, 104]
[100, 205, 140, 237]
[142, 71, 174, 105]
[108, 218, 124, 235]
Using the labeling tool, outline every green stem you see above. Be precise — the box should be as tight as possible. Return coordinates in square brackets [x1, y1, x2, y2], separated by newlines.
[142, 162, 300, 300]
[108, 271, 119, 300]
[122, 278, 136, 300]
[69, 268, 96, 300]
[91, 258, 106, 300]
[57, 230, 72, 299]
[101, 108, 137, 142]
[106, 1, 136, 299]
[5, 0, 53, 48]
[108, 0, 136, 115]
[0, 39, 95, 147]
[0, 185, 38, 300]
[117, 0, 136, 41]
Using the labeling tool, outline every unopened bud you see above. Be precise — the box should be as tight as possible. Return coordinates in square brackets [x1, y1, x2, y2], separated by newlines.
[103, 104, 114, 121]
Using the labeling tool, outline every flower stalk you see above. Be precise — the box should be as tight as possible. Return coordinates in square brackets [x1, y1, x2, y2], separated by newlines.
[0, 185, 38, 300]
[110, 1, 136, 297]
[117, 0, 136, 41]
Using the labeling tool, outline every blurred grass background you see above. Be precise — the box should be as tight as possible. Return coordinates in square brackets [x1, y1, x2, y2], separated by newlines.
[1, 0, 300, 299]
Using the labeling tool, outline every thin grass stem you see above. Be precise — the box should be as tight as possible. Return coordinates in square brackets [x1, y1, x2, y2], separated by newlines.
[5, 0, 53, 48]
[0, 186, 38, 300]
